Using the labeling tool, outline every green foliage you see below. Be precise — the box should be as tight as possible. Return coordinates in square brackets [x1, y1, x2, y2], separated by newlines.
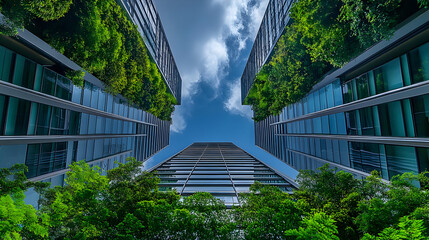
[285, 212, 340, 240]
[65, 69, 85, 87]
[238, 182, 302, 239]
[28, 0, 176, 120]
[361, 216, 426, 240]
[0, 0, 70, 35]
[0, 164, 49, 240]
[245, 0, 424, 121]
[3, 161, 429, 239]
[23, 0, 73, 21]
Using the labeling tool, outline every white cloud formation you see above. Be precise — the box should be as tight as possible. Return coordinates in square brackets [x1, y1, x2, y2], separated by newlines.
[224, 78, 253, 119]
[170, 106, 187, 133]
[202, 38, 229, 90]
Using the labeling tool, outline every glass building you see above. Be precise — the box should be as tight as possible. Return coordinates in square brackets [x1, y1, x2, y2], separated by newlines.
[242, 1, 429, 180]
[150, 142, 297, 206]
[0, 1, 180, 204]
[119, 0, 182, 104]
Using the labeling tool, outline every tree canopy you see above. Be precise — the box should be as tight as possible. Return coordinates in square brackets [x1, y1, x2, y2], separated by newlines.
[1, 160, 429, 239]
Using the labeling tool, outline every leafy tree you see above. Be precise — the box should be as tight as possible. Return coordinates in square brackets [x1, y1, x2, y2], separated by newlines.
[285, 212, 340, 240]
[361, 216, 426, 240]
[238, 182, 302, 239]
[23, 0, 73, 21]
[0, 164, 49, 240]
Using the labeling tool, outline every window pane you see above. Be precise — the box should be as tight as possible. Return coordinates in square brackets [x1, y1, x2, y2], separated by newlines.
[409, 42, 429, 84]
[378, 101, 406, 137]
[412, 94, 429, 137]
[36, 104, 52, 135]
[385, 145, 418, 179]
[50, 107, 68, 135]
[25, 144, 40, 178]
[0, 47, 15, 83]
[0, 94, 6, 134]
[55, 75, 72, 101]
[4, 97, 31, 135]
[42, 69, 56, 96]
[356, 73, 369, 99]
[13, 55, 36, 89]
[374, 58, 403, 93]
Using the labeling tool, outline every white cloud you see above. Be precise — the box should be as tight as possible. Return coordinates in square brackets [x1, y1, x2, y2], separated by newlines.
[181, 69, 201, 100]
[224, 78, 253, 119]
[170, 106, 187, 133]
[248, 0, 269, 39]
[202, 38, 229, 90]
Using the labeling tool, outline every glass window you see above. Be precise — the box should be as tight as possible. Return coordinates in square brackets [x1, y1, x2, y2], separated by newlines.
[36, 104, 51, 135]
[0, 47, 15, 83]
[349, 142, 382, 175]
[412, 94, 429, 137]
[55, 75, 72, 101]
[374, 58, 403, 94]
[0, 94, 7, 134]
[12, 55, 36, 89]
[50, 107, 68, 135]
[385, 145, 418, 179]
[69, 111, 81, 135]
[409, 42, 429, 84]
[41, 69, 56, 96]
[378, 101, 406, 137]
[342, 81, 353, 103]
[359, 107, 375, 136]
[25, 144, 40, 178]
[346, 110, 358, 135]
[4, 97, 31, 135]
[417, 147, 429, 173]
[356, 73, 369, 99]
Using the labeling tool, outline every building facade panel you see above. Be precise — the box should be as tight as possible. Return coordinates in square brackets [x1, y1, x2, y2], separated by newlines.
[151, 142, 297, 206]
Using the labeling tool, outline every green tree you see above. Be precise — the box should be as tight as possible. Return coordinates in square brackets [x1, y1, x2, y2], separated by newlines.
[285, 212, 340, 240]
[361, 216, 426, 240]
[238, 182, 302, 239]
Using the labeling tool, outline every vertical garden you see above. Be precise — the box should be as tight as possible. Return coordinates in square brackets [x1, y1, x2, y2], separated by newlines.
[245, 0, 428, 121]
[0, 0, 176, 120]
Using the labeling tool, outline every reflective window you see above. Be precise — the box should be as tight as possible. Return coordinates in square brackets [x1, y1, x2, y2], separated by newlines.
[412, 94, 429, 137]
[409, 42, 429, 84]
[385, 145, 418, 178]
[13, 55, 36, 89]
[374, 58, 403, 93]
[41, 69, 56, 96]
[4, 97, 31, 135]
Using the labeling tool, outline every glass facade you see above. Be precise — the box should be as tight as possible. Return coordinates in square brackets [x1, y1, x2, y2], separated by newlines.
[120, 0, 182, 103]
[152, 142, 297, 206]
[241, 0, 294, 103]
[0, 38, 171, 187]
[245, 2, 429, 181]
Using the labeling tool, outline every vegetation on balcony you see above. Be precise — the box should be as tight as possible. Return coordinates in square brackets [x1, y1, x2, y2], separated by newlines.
[245, 0, 428, 121]
[0, 0, 176, 120]
[1, 160, 429, 239]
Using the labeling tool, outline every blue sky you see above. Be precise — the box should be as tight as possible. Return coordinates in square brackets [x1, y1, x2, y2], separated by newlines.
[143, 0, 298, 179]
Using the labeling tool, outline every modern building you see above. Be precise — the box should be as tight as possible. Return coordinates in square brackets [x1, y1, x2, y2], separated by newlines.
[119, 0, 182, 104]
[242, 1, 429, 180]
[150, 142, 297, 206]
[0, 0, 180, 204]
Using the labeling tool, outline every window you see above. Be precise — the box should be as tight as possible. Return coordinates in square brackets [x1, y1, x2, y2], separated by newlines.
[409, 42, 429, 84]
[41, 69, 56, 95]
[0, 46, 15, 83]
[12, 55, 36, 89]
[4, 97, 31, 135]
[356, 74, 369, 99]
[25, 142, 68, 178]
[374, 58, 403, 94]
[385, 145, 418, 179]
[55, 74, 72, 101]
[378, 101, 406, 137]
[413, 94, 429, 137]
